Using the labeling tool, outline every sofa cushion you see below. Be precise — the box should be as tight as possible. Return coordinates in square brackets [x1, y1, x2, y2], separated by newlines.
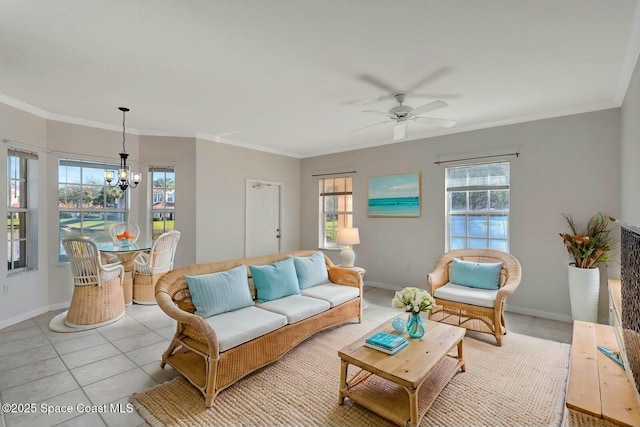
[257, 294, 330, 324]
[433, 282, 498, 308]
[301, 284, 359, 307]
[203, 306, 288, 352]
[290, 251, 329, 289]
[450, 258, 503, 290]
[186, 265, 253, 318]
[250, 258, 300, 302]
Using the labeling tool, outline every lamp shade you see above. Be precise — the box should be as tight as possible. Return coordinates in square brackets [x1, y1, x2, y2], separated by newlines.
[337, 227, 360, 245]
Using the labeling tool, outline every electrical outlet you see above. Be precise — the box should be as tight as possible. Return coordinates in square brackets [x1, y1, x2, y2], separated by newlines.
[376, 260, 382, 268]
[3, 284, 8, 295]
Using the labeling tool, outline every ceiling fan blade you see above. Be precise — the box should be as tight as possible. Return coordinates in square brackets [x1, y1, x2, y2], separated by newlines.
[357, 74, 398, 93]
[393, 121, 408, 140]
[362, 109, 393, 117]
[351, 120, 393, 133]
[412, 116, 456, 128]
[410, 92, 462, 99]
[410, 100, 448, 116]
[407, 67, 452, 92]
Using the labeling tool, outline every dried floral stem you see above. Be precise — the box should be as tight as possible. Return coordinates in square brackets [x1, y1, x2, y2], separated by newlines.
[559, 212, 616, 269]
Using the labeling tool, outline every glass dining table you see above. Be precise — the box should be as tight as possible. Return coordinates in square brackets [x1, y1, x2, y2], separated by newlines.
[98, 240, 153, 305]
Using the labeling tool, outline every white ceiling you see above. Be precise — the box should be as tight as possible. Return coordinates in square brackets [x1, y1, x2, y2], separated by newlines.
[1, 0, 639, 158]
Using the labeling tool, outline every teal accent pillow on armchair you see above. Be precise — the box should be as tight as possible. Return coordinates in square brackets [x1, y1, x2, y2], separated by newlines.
[450, 258, 503, 290]
[250, 257, 300, 302]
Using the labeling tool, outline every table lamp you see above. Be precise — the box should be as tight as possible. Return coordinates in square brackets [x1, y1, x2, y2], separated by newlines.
[337, 227, 360, 267]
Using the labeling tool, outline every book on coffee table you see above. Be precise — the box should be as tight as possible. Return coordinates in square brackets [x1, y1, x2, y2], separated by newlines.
[365, 340, 409, 355]
[365, 332, 407, 350]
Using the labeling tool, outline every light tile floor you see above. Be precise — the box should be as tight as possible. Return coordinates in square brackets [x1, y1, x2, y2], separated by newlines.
[0, 285, 573, 427]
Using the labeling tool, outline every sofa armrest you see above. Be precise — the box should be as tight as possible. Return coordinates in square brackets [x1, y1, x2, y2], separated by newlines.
[156, 290, 220, 357]
[328, 267, 363, 291]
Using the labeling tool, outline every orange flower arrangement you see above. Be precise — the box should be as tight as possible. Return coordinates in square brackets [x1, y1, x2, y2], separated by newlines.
[559, 212, 616, 269]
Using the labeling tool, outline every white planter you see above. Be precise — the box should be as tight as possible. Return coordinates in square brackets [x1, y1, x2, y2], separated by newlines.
[568, 264, 600, 322]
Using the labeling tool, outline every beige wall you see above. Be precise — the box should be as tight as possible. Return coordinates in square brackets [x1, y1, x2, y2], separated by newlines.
[621, 54, 640, 225]
[301, 109, 621, 322]
[0, 104, 49, 326]
[138, 136, 196, 269]
[195, 139, 301, 263]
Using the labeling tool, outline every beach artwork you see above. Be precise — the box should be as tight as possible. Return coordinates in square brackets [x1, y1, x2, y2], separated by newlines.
[368, 173, 421, 217]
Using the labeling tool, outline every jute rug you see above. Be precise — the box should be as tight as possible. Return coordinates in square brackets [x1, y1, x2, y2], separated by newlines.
[131, 320, 570, 427]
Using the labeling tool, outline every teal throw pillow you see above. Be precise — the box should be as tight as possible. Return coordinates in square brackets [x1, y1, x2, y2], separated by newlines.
[291, 251, 328, 289]
[186, 265, 253, 318]
[450, 258, 503, 290]
[250, 258, 300, 302]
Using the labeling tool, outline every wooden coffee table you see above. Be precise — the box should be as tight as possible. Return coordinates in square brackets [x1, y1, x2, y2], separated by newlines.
[338, 315, 466, 427]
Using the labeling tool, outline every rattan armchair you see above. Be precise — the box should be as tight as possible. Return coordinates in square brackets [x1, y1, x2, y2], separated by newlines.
[61, 236, 126, 328]
[132, 230, 180, 304]
[427, 249, 522, 346]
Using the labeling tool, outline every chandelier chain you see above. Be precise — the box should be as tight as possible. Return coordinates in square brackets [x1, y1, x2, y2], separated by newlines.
[122, 108, 127, 153]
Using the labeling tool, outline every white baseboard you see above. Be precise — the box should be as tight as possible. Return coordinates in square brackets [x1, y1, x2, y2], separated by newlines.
[0, 301, 70, 330]
[363, 281, 403, 291]
[505, 304, 573, 323]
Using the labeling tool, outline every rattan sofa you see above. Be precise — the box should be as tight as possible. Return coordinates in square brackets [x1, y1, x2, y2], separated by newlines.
[155, 250, 363, 407]
[427, 249, 522, 346]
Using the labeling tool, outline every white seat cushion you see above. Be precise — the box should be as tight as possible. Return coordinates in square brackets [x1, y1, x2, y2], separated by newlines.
[204, 306, 287, 352]
[257, 295, 330, 324]
[433, 282, 498, 309]
[301, 283, 359, 307]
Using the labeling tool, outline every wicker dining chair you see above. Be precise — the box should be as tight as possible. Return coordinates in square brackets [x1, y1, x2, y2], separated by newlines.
[132, 230, 181, 304]
[427, 249, 522, 346]
[109, 222, 140, 243]
[61, 236, 126, 328]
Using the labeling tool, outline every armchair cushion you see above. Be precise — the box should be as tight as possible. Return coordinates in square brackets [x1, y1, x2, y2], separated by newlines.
[450, 258, 503, 290]
[433, 282, 498, 308]
[290, 251, 329, 289]
[250, 258, 300, 302]
[186, 265, 253, 318]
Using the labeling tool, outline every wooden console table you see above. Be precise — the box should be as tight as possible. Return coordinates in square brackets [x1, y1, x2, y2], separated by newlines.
[565, 279, 640, 427]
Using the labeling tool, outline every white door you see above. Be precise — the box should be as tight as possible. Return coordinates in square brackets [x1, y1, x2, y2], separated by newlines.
[246, 180, 281, 257]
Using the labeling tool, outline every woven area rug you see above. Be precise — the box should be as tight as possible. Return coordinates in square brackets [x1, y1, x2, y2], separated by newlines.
[131, 321, 570, 427]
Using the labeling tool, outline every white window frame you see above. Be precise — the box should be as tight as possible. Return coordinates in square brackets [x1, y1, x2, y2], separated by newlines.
[445, 161, 510, 252]
[7, 148, 38, 272]
[58, 158, 127, 262]
[150, 166, 175, 239]
[319, 176, 353, 249]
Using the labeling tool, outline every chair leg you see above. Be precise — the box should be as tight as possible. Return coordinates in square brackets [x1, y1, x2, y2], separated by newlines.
[494, 309, 503, 346]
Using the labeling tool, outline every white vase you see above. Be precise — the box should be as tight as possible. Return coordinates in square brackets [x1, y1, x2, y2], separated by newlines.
[568, 264, 600, 322]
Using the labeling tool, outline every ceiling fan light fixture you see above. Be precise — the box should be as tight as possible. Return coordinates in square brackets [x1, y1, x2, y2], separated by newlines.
[393, 121, 408, 140]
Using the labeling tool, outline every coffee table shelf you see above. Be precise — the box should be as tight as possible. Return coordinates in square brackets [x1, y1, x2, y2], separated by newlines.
[338, 316, 465, 427]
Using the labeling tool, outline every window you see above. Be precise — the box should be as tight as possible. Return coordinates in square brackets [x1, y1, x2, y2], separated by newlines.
[150, 166, 175, 239]
[446, 162, 510, 252]
[7, 148, 37, 271]
[58, 158, 126, 261]
[319, 176, 352, 248]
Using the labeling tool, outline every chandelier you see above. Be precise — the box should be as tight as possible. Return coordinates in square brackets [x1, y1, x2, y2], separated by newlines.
[105, 107, 141, 191]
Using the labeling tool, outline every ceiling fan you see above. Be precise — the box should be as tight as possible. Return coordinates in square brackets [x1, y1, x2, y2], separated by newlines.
[346, 67, 460, 105]
[353, 93, 456, 140]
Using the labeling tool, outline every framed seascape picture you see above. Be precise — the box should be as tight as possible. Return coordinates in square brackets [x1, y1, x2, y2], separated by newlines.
[368, 172, 421, 217]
